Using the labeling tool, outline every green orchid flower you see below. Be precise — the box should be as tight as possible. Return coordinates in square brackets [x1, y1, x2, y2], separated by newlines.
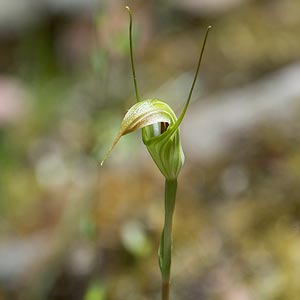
[101, 98, 183, 179]
[101, 6, 211, 300]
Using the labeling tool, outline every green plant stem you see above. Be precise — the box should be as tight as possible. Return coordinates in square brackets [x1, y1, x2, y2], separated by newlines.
[159, 178, 177, 300]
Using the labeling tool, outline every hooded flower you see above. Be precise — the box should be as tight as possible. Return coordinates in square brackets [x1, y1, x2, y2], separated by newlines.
[101, 99, 184, 180]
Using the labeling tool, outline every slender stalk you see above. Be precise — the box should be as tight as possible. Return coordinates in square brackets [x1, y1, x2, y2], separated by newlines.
[159, 179, 177, 300]
[126, 6, 140, 102]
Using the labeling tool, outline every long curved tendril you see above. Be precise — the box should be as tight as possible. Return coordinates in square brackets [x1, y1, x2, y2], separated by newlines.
[126, 6, 140, 102]
[173, 26, 212, 132]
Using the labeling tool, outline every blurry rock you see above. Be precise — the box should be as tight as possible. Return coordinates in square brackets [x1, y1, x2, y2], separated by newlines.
[174, 0, 249, 16]
[0, 0, 98, 34]
[182, 63, 300, 162]
[44, 0, 98, 14]
[221, 165, 249, 197]
[0, 233, 50, 287]
[35, 152, 70, 189]
[0, 0, 40, 33]
[67, 243, 96, 276]
[0, 76, 29, 126]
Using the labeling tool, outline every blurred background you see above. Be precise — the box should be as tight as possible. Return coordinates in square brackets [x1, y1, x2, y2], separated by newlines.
[0, 0, 300, 299]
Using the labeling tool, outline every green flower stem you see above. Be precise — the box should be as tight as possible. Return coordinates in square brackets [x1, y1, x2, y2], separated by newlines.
[159, 178, 177, 300]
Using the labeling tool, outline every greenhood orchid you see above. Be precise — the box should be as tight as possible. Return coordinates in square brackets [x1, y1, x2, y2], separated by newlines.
[101, 6, 211, 300]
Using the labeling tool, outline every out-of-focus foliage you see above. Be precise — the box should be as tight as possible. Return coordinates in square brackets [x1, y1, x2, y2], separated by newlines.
[0, 0, 300, 300]
[84, 280, 106, 300]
